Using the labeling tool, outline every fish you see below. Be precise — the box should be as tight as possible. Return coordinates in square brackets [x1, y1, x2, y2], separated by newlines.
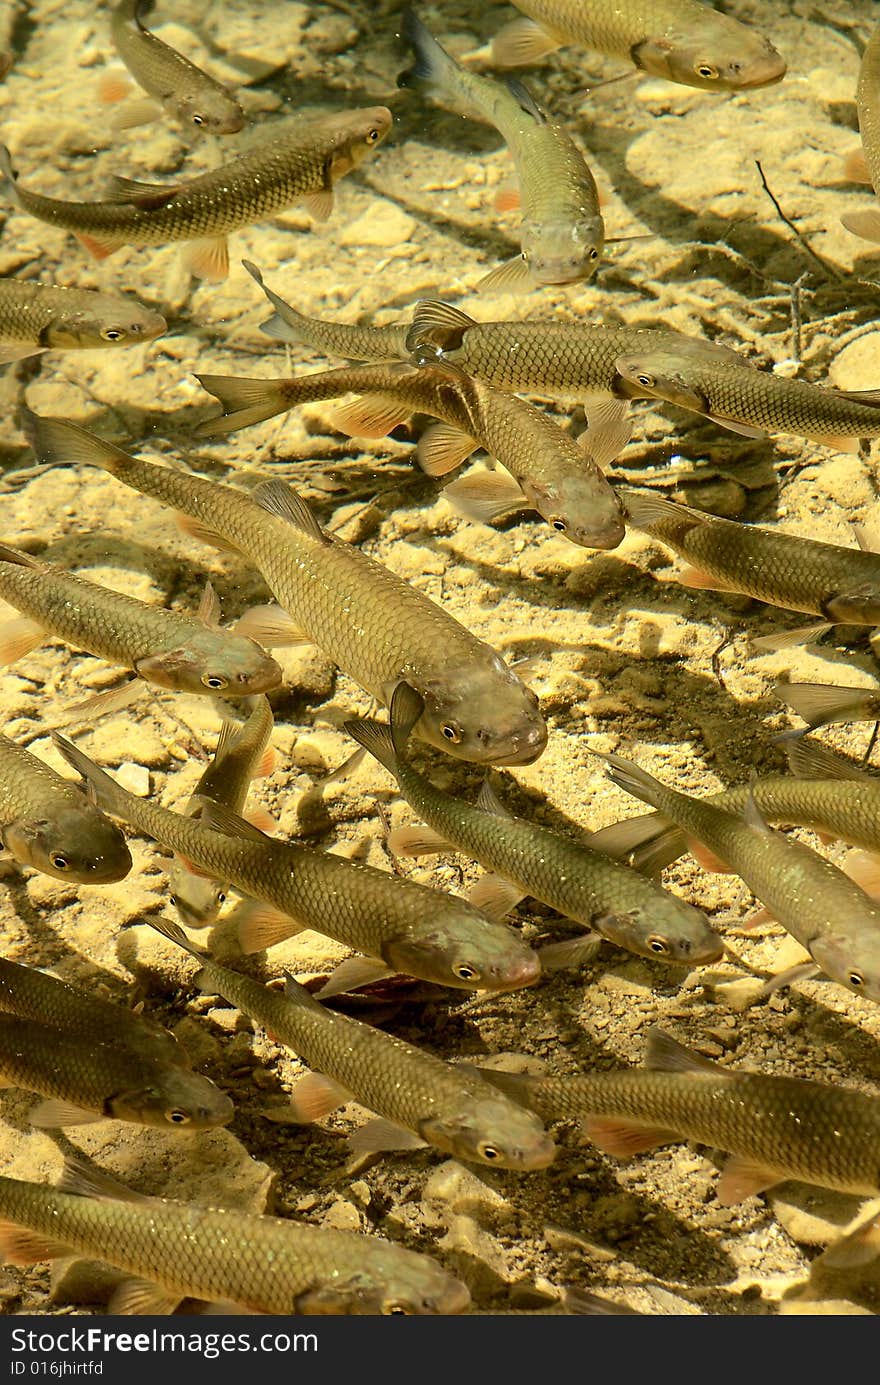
[104, 0, 244, 134]
[0, 107, 391, 280]
[0, 542, 282, 701]
[621, 489, 880, 632]
[0, 1156, 471, 1314]
[53, 735, 543, 995]
[0, 956, 180, 1065]
[774, 681, 880, 731]
[488, 0, 786, 92]
[23, 411, 547, 766]
[344, 682, 722, 966]
[152, 917, 555, 1171]
[0, 53, 11, 80]
[399, 9, 604, 292]
[481, 1027, 880, 1203]
[841, 19, 880, 244]
[590, 758, 880, 877]
[613, 348, 880, 447]
[600, 751, 880, 1003]
[168, 695, 276, 929]
[195, 360, 627, 549]
[0, 731, 131, 883]
[0, 1012, 233, 1131]
[0, 279, 166, 366]
[243, 260, 411, 359]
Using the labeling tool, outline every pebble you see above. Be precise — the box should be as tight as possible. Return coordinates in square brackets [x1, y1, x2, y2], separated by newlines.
[323, 1198, 362, 1233]
[115, 761, 151, 797]
[438, 1214, 513, 1296]
[423, 1160, 509, 1225]
[339, 202, 418, 248]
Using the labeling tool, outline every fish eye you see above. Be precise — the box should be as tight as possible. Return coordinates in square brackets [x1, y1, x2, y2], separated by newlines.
[202, 673, 228, 690]
[193, 114, 205, 126]
[166, 1109, 191, 1125]
[454, 963, 478, 981]
[51, 854, 70, 871]
[169, 895, 178, 906]
[382, 1302, 412, 1315]
[217, 891, 227, 904]
[647, 934, 670, 955]
[636, 373, 654, 388]
[589, 248, 599, 261]
[101, 327, 126, 341]
[479, 1143, 501, 1161]
[551, 518, 567, 533]
[696, 63, 719, 79]
[441, 722, 462, 743]
[849, 971, 865, 988]
[366, 128, 381, 142]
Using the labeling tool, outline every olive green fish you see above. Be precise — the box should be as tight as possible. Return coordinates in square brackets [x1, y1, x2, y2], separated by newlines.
[489, 0, 786, 92]
[399, 9, 604, 292]
[0, 542, 282, 700]
[0, 107, 391, 280]
[601, 752, 880, 1003]
[0, 1157, 471, 1314]
[345, 683, 722, 966]
[169, 695, 275, 929]
[482, 1027, 880, 1203]
[614, 348, 880, 447]
[842, 19, 880, 245]
[0, 732, 130, 883]
[23, 411, 546, 766]
[106, 0, 244, 134]
[244, 259, 411, 359]
[774, 680, 880, 732]
[622, 489, 880, 631]
[53, 735, 542, 995]
[153, 917, 555, 1171]
[0, 1012, 233, 1131]
[195, 360, 627, 549]
[0, 956, 180, 1065]
[0, 279, 165, 366]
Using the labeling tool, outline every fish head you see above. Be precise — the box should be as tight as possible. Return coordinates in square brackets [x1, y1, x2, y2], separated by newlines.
[168, 860, 228, 929]
[320, 106, 393, 179]
[631, 28, 786, 91]
[595, 905, 723, 965]
[4, 805, 132, 883]
[45, 295, 167, 351]
[420, 1097, 555, 1170]
[520, 216, 605, 287]
[413, 657, 547, 765]
[170, 89, 245, 136]
[384, 913, 541, 992]
[523, 475, 625, 550]
[614, 354, 709, 413]
[134, 634, 282, 698]
[108, 1068, 234, 1130]
[294, 1252, 470, 1315]
[809, 935, 880, 1005]
[824, 585, 880, 627]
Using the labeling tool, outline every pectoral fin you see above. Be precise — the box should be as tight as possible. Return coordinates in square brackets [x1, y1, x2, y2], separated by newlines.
[716, 1155, 781, 1205]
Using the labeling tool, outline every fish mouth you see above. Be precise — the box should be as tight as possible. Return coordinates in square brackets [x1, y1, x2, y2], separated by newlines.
[437, 1281, 472, 1315]
[488, 721, 548, 767]
[516, 1135, 557, 1171]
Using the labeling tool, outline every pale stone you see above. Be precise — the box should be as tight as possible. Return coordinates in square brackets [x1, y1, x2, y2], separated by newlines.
[116, 762, 151, 797]
[339, 202, 418, 248]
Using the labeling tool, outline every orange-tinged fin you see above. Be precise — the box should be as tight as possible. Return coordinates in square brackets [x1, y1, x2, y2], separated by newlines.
[475, 254, 534, 294]
[468, 872, 526, 919]
[53, 678, 144, 728]
[754, 960, 820, 1001]
[255, 745, 277, 779]
[581, 1116, 679, 1157]
[195, 375, 290, 436]
[494, 186, 521, 213]
[328, 392, 411, 438]
[580, 398, 632, 470]
[842, 849, 880, 898]
[235, 901, 299, 953]
[750, 622, 833, 653]
[385, 824, 451, 856]
[686, 835, 732, 873]
[235, 603, 311, 649]
[405, 300, 475, 355]
[314, 956, 395, 999]
[182, 236, 229, 283]
[816, 830, 836, 846]
[0, 1221, 75, 1265]
[349, 1117, 427, 1155]
[197, 581, 222, 630]
[416, 421, 477, 475]
[251, 479, 328, 544]
[844, 147, 872, 184]
[173, 855, 215, 880]
[538, 933, 602, 971]
[201, 801, 272, 845]
[105, 175, 180, 209]
[286, 1071, 352, 1122]
[74, 231, 123, 261]
[97, 70, 132, 103]
[841, 208, 880, 244]
[716, 1156, 780, 1205]
[174, 512, 242, 554]
[300, 188, 334, 222]
[442, 467, 525, 523]
[490, 15, 562, 66]
[677, 565, 739, 593]
[30, 1099, 104, 1128]
[645, 1026, 723, 1075]
[245, 807, 276, 834]
[0, 615, 45, 667]
[741, 904, 774, 929]
[109, 1278, 181, 1316]
[110, 97, 164, 130]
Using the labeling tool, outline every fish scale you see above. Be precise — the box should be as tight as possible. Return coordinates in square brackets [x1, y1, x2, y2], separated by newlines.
[0, 1170, 469, 1313]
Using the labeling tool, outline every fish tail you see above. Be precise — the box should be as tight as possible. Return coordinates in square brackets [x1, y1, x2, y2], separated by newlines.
[242, 259, 313, 347]
[50, 734, 132, 818]
[19, 408, 129, 476]
[597, 753, 667, 813]
[398, 9, 458, 95]
[194, 375, 291, 436]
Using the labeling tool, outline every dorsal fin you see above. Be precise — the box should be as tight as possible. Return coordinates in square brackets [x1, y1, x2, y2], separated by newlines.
[645, 1027, 725, 1076]
[104, 174, 180, 209]
[406, 300, 475, 355]
[202, 801, 273, 844]
[251, 480, 328, 544]
[505, 76, 546, 123]
[197, 581, 222, 630]
[0, 542, 41, 569]
[476, 775, 514, 819]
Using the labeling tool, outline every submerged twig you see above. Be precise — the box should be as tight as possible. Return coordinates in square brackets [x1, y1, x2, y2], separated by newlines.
[755, 160, 846, 283]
